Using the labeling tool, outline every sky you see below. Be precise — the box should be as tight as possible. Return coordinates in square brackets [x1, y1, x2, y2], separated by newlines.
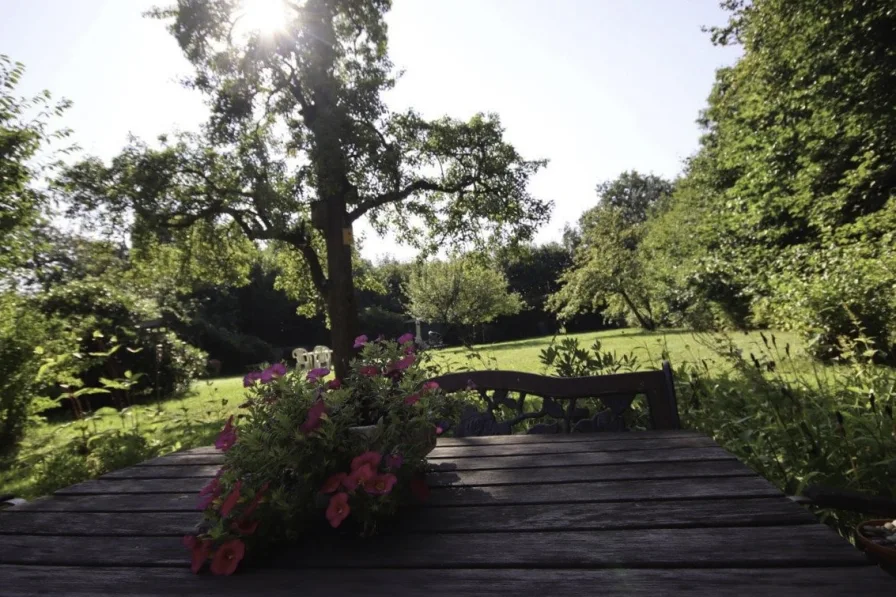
[1, 0, 741, 261]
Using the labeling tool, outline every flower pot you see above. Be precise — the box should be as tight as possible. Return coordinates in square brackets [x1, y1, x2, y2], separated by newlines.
[856, 519, 896, 566]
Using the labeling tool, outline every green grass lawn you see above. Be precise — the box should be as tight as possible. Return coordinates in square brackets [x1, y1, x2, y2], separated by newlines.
[0, 327, 806, 500]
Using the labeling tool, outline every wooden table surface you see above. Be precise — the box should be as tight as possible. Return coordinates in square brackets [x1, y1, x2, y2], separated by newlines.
[1, 430, 893, 596]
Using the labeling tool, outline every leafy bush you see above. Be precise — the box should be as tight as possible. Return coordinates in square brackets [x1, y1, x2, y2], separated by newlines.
[0, 298, 52, 459]
[37, 279, 206, 407]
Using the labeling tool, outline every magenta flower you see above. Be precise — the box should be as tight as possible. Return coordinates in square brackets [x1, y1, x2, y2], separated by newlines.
[395, 354, 416, 370]
[242, 481, 270, 517]
[320, 473, 347, 494]
[404, 393, 420, 406]
[343, 463, 375, 492]
[268, 363, 287, 377]
[397, 333, 415, 345]
[353, 335, 369, 348]
[188, 538, 211, 574]
[306, 367, 330, 383]
[210, 539, 245, 576]
[242, 371, 261, 387]
[385, 453, 404, 469]
[327, 378, 342, 390]
[215, 416, 237, 452]
[365, 473, 398, 496]
[351, 451, 382, 471]
[422, 381, 440, 392]
[219, 479, 242, 518]
[326, 493, 351, 528]
[300, 399, 328, 434]
[359, 365, 379, 377]
[197, 477, 220, 510]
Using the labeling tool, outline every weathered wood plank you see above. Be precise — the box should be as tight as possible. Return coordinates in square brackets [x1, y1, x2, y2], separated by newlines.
[428, 459, 756, 486]
[59, 459, 757, 496]
[426, 476, 782, 506]
[137, 452, 225, 466]
[0, 497, 813, 536]
[428, 447, 735, 471]
[1, 566, 893, 597]
[0, 526, 871, 568]
[102, 464, 221, 479]
[428, 435, 717, 458]
[8, 565, 896, 597]
[0, 511, 198, 536]
[19, 475, 781, 513]
[435, 429, 706, 447]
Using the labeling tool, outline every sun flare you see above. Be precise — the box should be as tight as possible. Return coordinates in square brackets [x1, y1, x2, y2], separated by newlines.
[239, 0, 289, 36]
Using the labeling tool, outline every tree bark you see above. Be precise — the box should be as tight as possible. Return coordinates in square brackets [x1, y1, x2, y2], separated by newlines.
[617, 287, 656, 331]
[324, 197, 359, 379]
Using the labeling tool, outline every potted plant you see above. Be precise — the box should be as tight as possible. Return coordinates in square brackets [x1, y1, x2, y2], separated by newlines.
[856, 519, 896, 566]
[183, 333, 457, 575]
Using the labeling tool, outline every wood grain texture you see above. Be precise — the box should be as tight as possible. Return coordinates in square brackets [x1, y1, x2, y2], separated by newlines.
[0, 511, 198, 536]
[0, 526, 869, 568]
[1, 566, 893, 597]
[101, 464, 221, 479]
[428, 447, 735, 471]
[428, 435, 716, 458]
[55, 477, 209, 495]
[0, 497, 813, 537]
[436, 430, 705, 446]
[426, 476, 782, 506]
[11, 493, 198, 512]
[427, 459, 756, 486]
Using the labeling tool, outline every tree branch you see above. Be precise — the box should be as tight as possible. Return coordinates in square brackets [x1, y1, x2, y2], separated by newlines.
[348, 176, 475, 222]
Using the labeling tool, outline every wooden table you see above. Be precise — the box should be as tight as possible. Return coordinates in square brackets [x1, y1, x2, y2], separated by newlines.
[1, 430, 893, 596]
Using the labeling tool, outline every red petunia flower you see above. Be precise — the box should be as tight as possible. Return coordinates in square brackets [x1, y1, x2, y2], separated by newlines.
[359, 365, 379, 377]
[410, 475, 431, 502]
[388, 354, 416, 372]
[300, 399, 328, 434]
[197, 477, 221, 510]
[189, 539, 211, 574]
[422, 381, 440, 392]
[404, 393, 420, 406]
[397, 333, 415, 345]
[351, 451, 382, 471]
[343, 463, 375, 491]
[215, 416, 237, 452]
[320, 472, 347, 494]
[326, 378, 342, 390]
[210, 539, 246, 576]
[219, 479, 242, 518]
[326, 492, 351, 528]
[365, 473, 398, 496]
[231, 519, 259, 536]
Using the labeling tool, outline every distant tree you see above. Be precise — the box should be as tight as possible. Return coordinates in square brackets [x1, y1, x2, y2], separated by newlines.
[58, 0, 550, 375]
[406, 256, 522, 340]
[549, 171, 673, 329]
[0, 55, 71, 284]
[497, 243, 571, 313]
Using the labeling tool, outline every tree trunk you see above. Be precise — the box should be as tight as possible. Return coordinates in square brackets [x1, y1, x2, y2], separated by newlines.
[618, 287, 656, 331]
[324, 199, 359, 379]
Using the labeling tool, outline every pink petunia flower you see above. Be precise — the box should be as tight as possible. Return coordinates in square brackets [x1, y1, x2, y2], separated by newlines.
[327, 378, 342, 390]
[197, 477, 221, 510]
[353, 335, 369, 349]
[300, 399, 328, 434]
[242, 371, 262, 387]
[326, 493, 351, 528]
[359, 365, 379, 377]
[397, 333, 415, 345]
[215, 416, 237, 452]
[189, 538, 212, 574]
[320, 472, 347, 494]
[268, 362, 287, 378]
[210, 539, 245, 576]
[385, 453, 404, 469]
[422, 381, 440, 392]
[343, 463, 375, 491]
[306, 367, 330, 383]
[351, 451, 382, 471]
[392, 354, 416, 371]
[404, 393, 420, 406]
[219, 480, 242, 518]
[365, 473, 398, 496]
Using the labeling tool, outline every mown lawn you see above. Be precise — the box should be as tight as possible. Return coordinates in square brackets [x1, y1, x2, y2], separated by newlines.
[1, 327, 806, 500]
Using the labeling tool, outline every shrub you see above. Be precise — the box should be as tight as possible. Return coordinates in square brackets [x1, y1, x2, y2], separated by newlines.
[37, 279, 206, 407]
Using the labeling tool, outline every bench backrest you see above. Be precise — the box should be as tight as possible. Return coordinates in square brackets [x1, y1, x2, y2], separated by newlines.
[427, 361, 680, 436]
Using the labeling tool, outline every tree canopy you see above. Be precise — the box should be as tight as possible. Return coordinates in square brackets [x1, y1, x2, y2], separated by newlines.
[58, 0, 550, 374]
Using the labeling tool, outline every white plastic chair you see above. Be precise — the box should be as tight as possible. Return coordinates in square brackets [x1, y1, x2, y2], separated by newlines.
[313, 345, 333, 369]
[292, 348, 314, 371]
